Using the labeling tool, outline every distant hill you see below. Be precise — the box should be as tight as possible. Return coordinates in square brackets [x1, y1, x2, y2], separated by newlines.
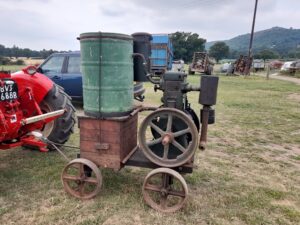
[206, 27, 300, 56]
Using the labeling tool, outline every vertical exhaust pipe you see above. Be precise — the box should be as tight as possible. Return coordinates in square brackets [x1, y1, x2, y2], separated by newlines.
[199, 106, 209, 150]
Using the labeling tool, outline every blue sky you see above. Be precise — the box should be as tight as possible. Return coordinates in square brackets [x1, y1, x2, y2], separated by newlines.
[0, 0, 299, 50]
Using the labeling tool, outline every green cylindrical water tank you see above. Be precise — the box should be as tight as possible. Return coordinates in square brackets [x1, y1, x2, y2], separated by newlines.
[79, 32, 134, 117]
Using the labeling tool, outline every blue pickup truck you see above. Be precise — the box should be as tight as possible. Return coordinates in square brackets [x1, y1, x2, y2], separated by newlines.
[37, 51, 145, 101]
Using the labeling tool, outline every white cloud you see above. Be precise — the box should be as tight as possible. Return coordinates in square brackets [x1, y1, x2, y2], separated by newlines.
[0, 0, 299, 50]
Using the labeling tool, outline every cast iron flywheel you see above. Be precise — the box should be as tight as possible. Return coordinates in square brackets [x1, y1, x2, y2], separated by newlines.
[138, 108, 198, 167]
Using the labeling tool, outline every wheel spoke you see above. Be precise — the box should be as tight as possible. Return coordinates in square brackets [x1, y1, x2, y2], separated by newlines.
[166, 114, 173, 132]
[173, 128, 191, 138]
[79, 163, 84, 177]
[150, 122, 164, 136]
[147, 137, 163, 146]
[144, 184, 161, 192]
[160, 195, 168, 209]
[168, 189, 186, 198]
[84, 177, 98, 184]
[163, 144, 169, 159]
[62, 175, 80, 181]
[162, 173, 169, 188]
[172, 140, 186, 153]
[79, 182, 85, 196]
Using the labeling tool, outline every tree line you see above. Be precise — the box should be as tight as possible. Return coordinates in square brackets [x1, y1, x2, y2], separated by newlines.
[0, 44, 63, 59]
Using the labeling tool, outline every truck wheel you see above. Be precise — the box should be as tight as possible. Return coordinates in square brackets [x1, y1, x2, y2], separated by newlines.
[39, 84, 76, 147]
[188, 66, 194, 75]
[206, 66, 212, 75]
[210, 66, 214, 74]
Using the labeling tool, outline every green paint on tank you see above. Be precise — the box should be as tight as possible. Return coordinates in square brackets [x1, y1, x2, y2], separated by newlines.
[79, 32, 133, 117]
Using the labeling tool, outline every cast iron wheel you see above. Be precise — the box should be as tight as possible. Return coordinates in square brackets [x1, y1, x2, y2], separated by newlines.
[138, 108, 198, 167]
[142, 168, 188, 213]
[61, 158, 102, 200]
[39, 84, 76, 148]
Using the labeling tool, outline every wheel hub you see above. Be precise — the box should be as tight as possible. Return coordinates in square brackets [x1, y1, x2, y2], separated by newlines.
[161, 188, 168, 196]
[162, 133, 173, 145]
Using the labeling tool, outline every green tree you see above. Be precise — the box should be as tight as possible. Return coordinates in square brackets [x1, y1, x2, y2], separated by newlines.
[0, 44, 5, 56]
[0, 43, 62, 59]
[15, 59, 25, 65]
[287, 49, 300, 59]
[209, 41, 229, 62]
[254, 49, 280, 60]
[228, 49, 244, 59]
[0, 56, 11, 65]
[171, 32, 206, 62]
[11, 45, 20, 58]
[23, 48, 31, 58]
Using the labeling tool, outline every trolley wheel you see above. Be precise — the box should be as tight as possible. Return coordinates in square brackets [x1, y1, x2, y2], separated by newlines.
[138, 108, 198, 167]
[142, 168, 188, 213]
[61, 158, 102, 200]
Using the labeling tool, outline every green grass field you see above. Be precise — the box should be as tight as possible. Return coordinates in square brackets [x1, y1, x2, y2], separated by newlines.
[0, 74, 300, 225]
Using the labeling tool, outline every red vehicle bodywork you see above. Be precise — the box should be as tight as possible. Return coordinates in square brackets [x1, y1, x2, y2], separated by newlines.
[0, 67, 55, 151]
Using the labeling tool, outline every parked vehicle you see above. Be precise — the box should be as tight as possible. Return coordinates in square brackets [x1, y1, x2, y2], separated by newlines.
[268, 60, 283, 70]
[252, 59, 265, 72]
[4, 67, 75, 151]
[188, 52, 214, 75]
[220, 62, 231, 73]
[233, 55, 252, 75]
[37, 52, 145, 102]
[150, 34, 173, 75]
[289, 60, 300, 74]
[172, 60, 185, 72]
[280, 61, 294, 72]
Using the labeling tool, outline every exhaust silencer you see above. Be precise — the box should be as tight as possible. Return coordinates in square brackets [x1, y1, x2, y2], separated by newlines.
[198, 75, 219, 150]
[199, 75, 219, 106]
